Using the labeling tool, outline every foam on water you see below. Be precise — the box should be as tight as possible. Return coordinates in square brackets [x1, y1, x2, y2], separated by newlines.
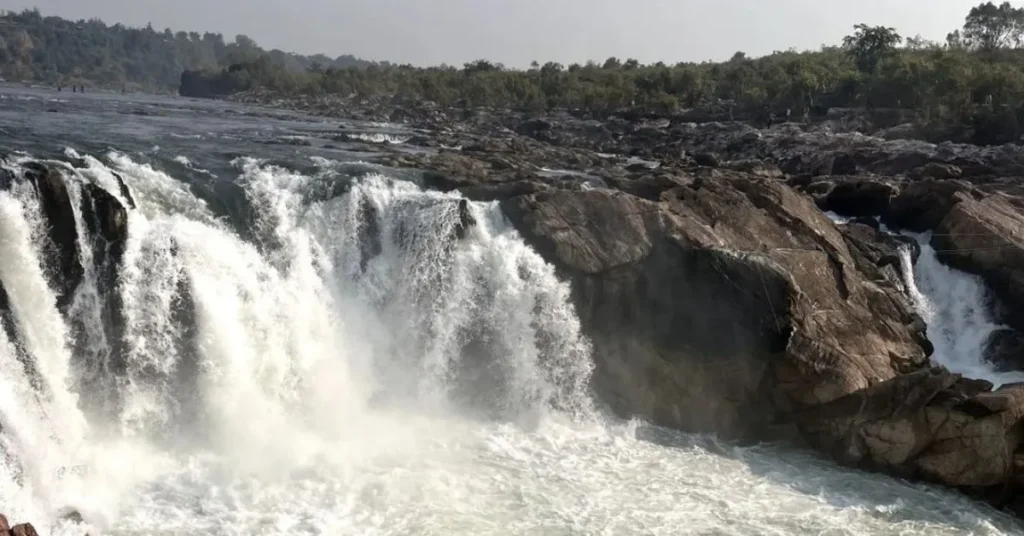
[347, 133, 410, 144]
[900, 232, 1024, 386]
[0, 154, 1020, 535]
[823, 213, 1021, 385]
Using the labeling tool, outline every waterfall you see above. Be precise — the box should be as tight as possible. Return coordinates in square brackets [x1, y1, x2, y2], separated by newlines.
[0, 150, 1019, 536]
[0, 152, 595, 533]
[900, 232, 1024, 386]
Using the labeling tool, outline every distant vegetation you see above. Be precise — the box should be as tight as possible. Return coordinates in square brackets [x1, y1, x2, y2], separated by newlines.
[0, 8, 372, 90]
[8, 4, 1024, 144]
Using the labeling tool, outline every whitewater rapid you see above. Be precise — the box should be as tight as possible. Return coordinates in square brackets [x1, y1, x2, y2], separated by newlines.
[0, 155, 1020, 535]
[898, 233, 1024, 387]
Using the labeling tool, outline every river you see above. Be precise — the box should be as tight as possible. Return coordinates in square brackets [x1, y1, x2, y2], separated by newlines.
[0, 85, 1021, 535]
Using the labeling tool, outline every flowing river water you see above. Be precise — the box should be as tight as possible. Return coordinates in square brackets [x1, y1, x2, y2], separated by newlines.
[0, 86, 1022, 535]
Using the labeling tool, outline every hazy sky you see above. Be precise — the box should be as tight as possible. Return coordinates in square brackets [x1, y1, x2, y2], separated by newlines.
[4, 0, 988, 66]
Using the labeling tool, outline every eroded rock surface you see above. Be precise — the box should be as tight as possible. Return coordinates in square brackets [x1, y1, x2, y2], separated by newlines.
[503, 171, 929, 438]
[789, 366, 1024, 513]
[369, 108, 1024, 518]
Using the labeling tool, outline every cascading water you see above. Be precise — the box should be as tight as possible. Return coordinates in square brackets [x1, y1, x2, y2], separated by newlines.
[899, 232, 1024, 386]
[0, 152, 1020, 535]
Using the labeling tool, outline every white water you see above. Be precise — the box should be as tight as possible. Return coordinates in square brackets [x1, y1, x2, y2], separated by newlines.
[900, 233, 1024, 386]
[0, 155, 1020, 535]
[347, 133, 410, 145]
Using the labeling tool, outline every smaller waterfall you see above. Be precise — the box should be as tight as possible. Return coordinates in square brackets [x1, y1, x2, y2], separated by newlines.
[900, 232, 1024, 386]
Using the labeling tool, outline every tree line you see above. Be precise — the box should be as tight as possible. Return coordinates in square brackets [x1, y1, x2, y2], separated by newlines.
[0, 8, 371, 90]
[8, 4, 1024, 144]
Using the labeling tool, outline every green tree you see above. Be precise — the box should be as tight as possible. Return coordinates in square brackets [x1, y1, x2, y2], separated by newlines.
[962, 1, 1024, 51]
[842, 23, 903, 73]
[602, 57, 621, 70]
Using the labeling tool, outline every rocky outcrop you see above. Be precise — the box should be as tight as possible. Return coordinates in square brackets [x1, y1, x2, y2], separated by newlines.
[0, 514, 39, 536]
[839, 222, 922, 296]
[0, 158, 133, 413]
[985, 329, 1024, 372]
[21, 162, 83, 310]
[884, 179, 980, 231]
[502, 171, 930, 439]
[320, 101, 1024, 520]
[790, 366, 1024, 511]
[931, 192, 1024, 331]
[811, 177, 898, 218]
[80, 182, 129, 264]
[0, 161, 132, 310]
[490, 165, 1024, 516]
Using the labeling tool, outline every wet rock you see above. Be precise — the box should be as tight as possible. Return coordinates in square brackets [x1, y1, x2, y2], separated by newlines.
[606, 173, 691, 201]
[11, 522, 40, 536]
[21, 162, 83, 310]
[502, 172, 928, 439]
[819, 178, 898, 218]
[58, 508, 84, 524]
[111, 171, 136, 209]
[691, 152, 720, 168]
[840, 223, 914, 284]
[878, 123, 923, 141]
[911, 162, 963, 181]
[985, 329, 1024, 372]
[458, 179, 552, 202]
[517, 118, 553, 137]
[357, 195, 382, 272]
[883, 180, 978, 232]
[453, 199, 476, 240]
[0, 514, 39, 536]
[79, 183, 129, 269]
[931, 193, 1024, 332]
[84, 184, 128, 245]
[719, 158, 783, 178]
[626, 162, 655, 172]
[831, 153, 859, 175]
[791, 367, 1024, 491]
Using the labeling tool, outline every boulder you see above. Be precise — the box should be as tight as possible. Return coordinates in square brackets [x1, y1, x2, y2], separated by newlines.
[10, 523, 39, 536]
[791, 367, 1024, 492]
[502, 171, 929, 439]
[691, 152, 720, 168]
[21, 162, 82, 310]
[884, 179, 979, 232]
[931, 192, 1024, 332]
[911, 162, 963, 181]
[839, 223, 924, 304]
[57, 508, 84, 524]
[111, 171, 137, 209]
[82, 183, 129, 246]
[819, 177, 898, 218]
[831, 153, 859, 175]
[0, 514, 39, 536]
[985, 329, 1024, 373]
[516, 118, 553, 137]
[459, 180, 552, 202]
[719, 158, 783, 178]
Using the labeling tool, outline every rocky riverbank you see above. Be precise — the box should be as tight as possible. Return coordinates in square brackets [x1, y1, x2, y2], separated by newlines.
[348, 103, 1024, 517]
[8, 96, 1024, 528]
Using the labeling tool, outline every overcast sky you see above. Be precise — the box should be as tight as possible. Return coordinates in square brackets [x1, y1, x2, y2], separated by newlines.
[3, 0, 987, 67]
